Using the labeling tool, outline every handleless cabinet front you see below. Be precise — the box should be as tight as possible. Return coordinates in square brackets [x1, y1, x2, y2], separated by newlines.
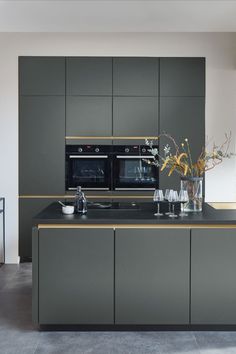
[38, 228, 114, 325]
[113, 97, 158, 137]
[191, 228, 236, 324]
[19, 198, 56, 258]
[159, 97, 205, 191]
[66, 57, 112, 96]
[19, 96, 65, 195]
[115, 228, 190, 324]
[19, 57, 65, 95]
[66, 96, 112, 137]
[160, 58, 205, 97]
[113, 57, 159, 96]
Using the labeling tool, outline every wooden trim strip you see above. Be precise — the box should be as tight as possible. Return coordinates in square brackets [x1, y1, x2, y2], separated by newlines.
[65, 136, 158, 140]
[37, 224, 236, 230]
[208, 203, 236, 210]
[19, 195, 152, 199]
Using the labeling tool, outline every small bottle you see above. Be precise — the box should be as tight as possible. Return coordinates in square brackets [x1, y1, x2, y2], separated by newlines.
[74, 186, 87, 214]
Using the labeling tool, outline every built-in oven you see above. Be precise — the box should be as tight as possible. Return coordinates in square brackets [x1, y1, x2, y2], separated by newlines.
[66, 145, 112, 191]
[113, 145, 158, 190]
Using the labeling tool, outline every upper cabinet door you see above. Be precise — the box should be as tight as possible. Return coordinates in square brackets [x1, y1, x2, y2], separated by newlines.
[113, 97, 158, 137]
[113, 58, 159, 96]
[19, 57, 65, 95]
[66, 96, 112, 136]
[160, 58, 205, 97]
[19, 96, 65, 195]
[66, 57, 112, 96]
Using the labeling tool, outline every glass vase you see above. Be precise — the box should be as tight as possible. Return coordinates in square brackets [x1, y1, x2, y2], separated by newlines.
[180, 177, 203, 212]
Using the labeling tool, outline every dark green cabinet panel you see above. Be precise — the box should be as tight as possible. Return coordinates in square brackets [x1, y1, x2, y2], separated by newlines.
[19, 57, 65, 95]
[66, 57, 112, 95]
[191, 228, 236, 324]
[19, 198, 55, 258]
[66, 96, 112, 136]
[160, 58, 205, 97]
[159, 97, 205, 191]
[115, 228, 190, 324]
[19, 96, 65, 195]
[113, 58, 159, 96]
[38, 228, 114, 324]
[113, 97, 158, 136]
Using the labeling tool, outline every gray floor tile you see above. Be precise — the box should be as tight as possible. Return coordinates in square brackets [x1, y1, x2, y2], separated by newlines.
[2, 264, 236, 354]
[195, 332, 236, 354]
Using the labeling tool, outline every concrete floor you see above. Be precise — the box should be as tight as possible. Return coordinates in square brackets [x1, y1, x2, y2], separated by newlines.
[1, 265, 236, 354]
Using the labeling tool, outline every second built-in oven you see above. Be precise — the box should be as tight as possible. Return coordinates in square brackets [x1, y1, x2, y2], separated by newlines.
[113, 145, 158, 190]
[66, 145, 112, 191]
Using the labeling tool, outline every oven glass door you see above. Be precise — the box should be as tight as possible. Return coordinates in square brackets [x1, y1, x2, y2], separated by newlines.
[114, 155, 158, 190]
[67, 155, 111, 190]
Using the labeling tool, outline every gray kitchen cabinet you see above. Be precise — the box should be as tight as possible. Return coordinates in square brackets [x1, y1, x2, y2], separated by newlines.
[191, 228, 236, 324]
[66, 96, 112, 136]
[19, 57, 65, 95]
[115, 228, 190, 324]
[159, 97, 205, 191]
[113, 58, 159, 96]
[113, 97, 158, 137]
[19, 96, 65, 195]
[19, 198, 57, 258]
[160, 58, 205, 97]
[38, 228, 114, 324]
[66, 57, 112, 96]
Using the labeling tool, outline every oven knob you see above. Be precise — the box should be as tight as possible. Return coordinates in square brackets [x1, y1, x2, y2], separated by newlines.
[95, 148, 100, 153]
[142, 148, 146, 153]
[125, 148, 130, 153]
[78, 148, 83, 153]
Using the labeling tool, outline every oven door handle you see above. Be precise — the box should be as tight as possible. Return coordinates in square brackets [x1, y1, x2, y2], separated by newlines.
[115, 155, 155, 159]
[69, 155, 109, 159]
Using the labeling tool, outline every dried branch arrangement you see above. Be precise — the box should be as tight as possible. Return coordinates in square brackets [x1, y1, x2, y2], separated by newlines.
[145, 132, 235, 177]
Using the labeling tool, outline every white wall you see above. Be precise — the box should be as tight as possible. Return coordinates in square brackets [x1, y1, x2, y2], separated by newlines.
[0, 32, 236, 263]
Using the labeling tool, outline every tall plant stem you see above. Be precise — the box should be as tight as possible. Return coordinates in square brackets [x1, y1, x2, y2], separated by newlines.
[186, 140, 194, 176]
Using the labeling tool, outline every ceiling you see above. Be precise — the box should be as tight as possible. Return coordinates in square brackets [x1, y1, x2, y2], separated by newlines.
[0, 0, 236, 32]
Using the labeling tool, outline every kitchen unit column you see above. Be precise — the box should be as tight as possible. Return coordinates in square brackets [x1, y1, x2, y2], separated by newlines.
[159, 58, 205, 191]
[19, 57, 65, 258]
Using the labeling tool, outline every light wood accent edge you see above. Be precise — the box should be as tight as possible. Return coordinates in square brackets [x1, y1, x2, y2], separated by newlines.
[37, 224, 236, 230]
[65, 136, 158, 140]
[208, 202, 236, 210]
[19, 195, 152, 199]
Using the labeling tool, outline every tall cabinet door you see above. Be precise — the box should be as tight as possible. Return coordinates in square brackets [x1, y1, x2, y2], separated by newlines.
[115, 228, 190, 324]
[19, 96, 65, 195]
[38, 228, 114, 324]
[191, 228, 236, 324]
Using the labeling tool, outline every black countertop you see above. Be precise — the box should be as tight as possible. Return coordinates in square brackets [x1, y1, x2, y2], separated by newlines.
[34, 202, 236, 225]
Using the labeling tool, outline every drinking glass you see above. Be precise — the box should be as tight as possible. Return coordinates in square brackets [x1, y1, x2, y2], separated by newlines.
[168, 190, 179, 218]
[179, 189, 189, 217]
[153, 189, 164, 216]
[165, 189, 173, 215]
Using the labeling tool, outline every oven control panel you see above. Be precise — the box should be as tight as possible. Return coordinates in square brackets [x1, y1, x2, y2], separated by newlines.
[66, 145, 112, 155]
[113, 145, 156, 155]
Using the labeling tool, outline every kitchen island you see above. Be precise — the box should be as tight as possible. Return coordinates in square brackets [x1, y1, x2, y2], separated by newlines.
[32, 202, 236, 329]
